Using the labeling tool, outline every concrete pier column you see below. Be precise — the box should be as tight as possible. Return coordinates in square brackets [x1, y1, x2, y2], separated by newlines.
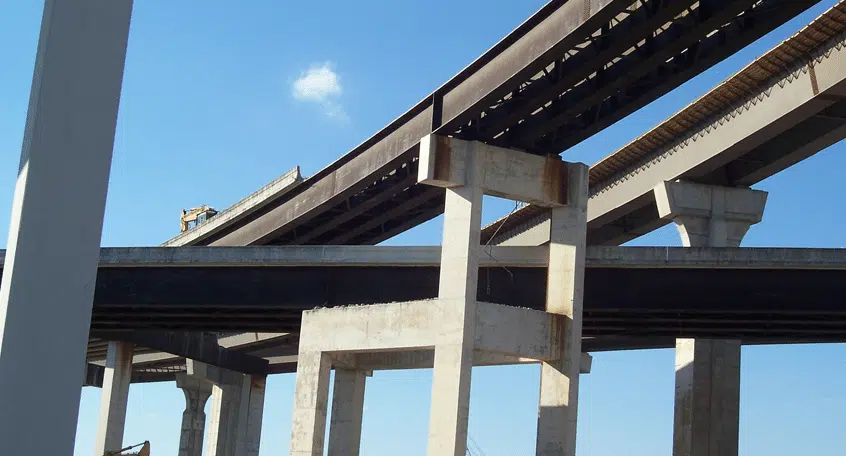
[176, 373, 213, 456]
[427, 148, 483, 456]
[327, 369, 368, 456]
[94, 341, 134, 456]
[186, 361, 265, 456]
[0, 1, 133, 454]
[290, 352, 333, 456]
[653, 180, 767, 456]
[206, 381, 244, 456]
[243, 375, 266, 456]
[536, 163, 589, 456]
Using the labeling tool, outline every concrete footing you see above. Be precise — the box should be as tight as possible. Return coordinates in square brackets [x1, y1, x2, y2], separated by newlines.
[654, 180, 767, 456]
[290, 134, 591, 455]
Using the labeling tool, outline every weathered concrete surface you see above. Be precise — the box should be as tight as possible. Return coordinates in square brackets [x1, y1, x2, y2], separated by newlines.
[327, 369, 368, 456]
[290, 351, 332, 456]
[418, 133, 567, 207]
[537, 162, 589, 456]
[654, 181, 767, 248]
[5, 245, 845, 271]
[427, 145, 484, 456]
[94, 341, 134, 456]
[488, 13, 846, 247]
[654, 180, 764, 456]
[176, 373, 213, 456]
[351, 349, 593, 373]
[674, 339, 741, 456]
[293, 298, 593, 455]
[0, 2, 133, 454]
[188, 362, 265, 456]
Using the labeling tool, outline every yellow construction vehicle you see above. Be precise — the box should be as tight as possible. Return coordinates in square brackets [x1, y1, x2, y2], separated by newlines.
[104, 440, 150, 456]
[180, 205, 218, 233]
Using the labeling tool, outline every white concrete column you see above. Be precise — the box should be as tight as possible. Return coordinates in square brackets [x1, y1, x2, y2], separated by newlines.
[290, 351, 333, 456]
[243, 375, 266, 456]
[427, 148, 483, 456]
[653, 180, 766, 456]
[328, 369, 368, 456]
[0, 1, 133, 454]
[674, 339, 741, 456]
[206, 381, 243, 456]
[176, 373, 213, 456]
[94, 341, 134, 455]
[536, 163, 589, 456]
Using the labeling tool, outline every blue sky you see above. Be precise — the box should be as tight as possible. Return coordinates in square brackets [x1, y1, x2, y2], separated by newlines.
[1, 1, 845, 455]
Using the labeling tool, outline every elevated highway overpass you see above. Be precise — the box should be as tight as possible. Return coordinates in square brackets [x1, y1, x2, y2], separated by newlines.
[47, 244, 844, 382]
[486, 1, 846, 245]
[164, 0, 826, 248]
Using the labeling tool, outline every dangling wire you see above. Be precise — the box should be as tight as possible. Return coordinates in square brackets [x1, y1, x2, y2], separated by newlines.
[483, 200, 521, 296]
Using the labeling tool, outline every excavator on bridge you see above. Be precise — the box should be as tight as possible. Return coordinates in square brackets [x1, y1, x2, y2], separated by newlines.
[104, 441, 150, 456]
[179, 205, 218, 233]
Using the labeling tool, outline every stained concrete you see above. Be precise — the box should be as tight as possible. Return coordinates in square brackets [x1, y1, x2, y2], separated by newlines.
[289, 138, 591, 455]
[188, 361, 265, 456]
[537, 162, 589, 456]
[328, 369, 368, 456]
[176, 373, 213, 456]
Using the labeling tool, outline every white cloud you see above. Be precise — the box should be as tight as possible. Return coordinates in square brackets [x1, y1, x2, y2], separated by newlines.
[292, 62, 348, 121]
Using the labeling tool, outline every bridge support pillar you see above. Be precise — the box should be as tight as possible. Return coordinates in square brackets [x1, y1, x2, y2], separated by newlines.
[94, 341, 134, 456]
[653, 180, 767, 456]
[536, 162, 589, 456]
[289, 134, 590, 456]
[327, 369, 369, 456]
[176, 373, 214, 456]
[189, 361, 266, 456]
[0, 1, 133, 454]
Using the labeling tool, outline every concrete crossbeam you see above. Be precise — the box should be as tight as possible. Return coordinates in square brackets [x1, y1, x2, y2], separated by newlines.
[291, 298, 591, 455]
[654, 181, 767, 248]
[350, 349, 592, 373]
[418, 134, 567, 207]
[0, 1, 133, 454]
[96, 331, 270, 375]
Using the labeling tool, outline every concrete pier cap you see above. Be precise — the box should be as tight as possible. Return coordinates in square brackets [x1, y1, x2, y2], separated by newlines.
[290, 133, 590, 456]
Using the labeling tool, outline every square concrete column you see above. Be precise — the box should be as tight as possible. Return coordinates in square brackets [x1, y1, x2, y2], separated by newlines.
[176, 373, 214, 456]
[674, 339, 741, 456]
[187, 361, 264, 456]
[536, 163, 589, 456]
[653, 180, 767, 456]
[427, 146, 484, 456]
[290, 351, 333, 456]
[243, 375, 266, 456]
[94, 341, 134, 456]
[327, 369, 368, 456]
[0, 1, 132, 454]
